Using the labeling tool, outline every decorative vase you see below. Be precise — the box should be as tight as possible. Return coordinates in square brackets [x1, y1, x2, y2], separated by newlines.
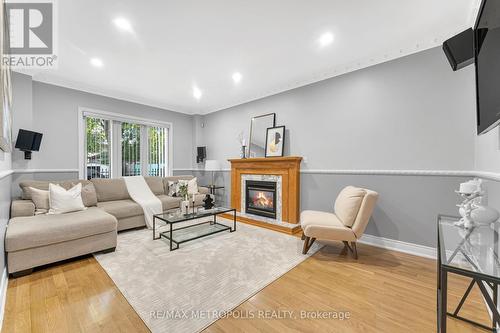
[240, 145, 247, 159]
[180, 200, 190, 215]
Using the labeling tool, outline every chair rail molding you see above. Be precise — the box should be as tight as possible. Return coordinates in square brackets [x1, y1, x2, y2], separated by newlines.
[13, 169, 79, 174]
[174, 167, 500, 180]
[0, 169, 13, 180]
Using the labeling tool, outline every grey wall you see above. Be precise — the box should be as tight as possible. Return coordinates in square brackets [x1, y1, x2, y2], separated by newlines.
[194, 46, 478, 247]
[200, 47, 476, 171]
[12, 74, 195, 171]
[11, 73, 33, 170]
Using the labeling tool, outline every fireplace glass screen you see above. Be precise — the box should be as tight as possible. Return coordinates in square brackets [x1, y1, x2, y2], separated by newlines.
[245, 180, 277, 219]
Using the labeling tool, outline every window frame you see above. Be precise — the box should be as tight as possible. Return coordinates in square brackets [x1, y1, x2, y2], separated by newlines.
[78, 107, 173, 179]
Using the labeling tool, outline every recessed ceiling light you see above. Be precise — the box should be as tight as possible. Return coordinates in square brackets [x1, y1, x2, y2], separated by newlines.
[90, 57, 104, 68]
[232, 72, 242, 84]
[318, 32, 334, 47]
[193, 86, 202, 100]
[113, 17, 133, 32]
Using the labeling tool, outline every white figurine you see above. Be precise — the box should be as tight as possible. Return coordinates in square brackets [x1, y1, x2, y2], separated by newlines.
[456, 179, 499, 228]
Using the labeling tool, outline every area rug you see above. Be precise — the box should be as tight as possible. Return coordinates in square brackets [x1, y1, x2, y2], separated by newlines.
[94, 218, 322, 333]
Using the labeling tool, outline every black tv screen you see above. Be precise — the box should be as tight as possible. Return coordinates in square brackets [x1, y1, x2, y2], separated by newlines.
[15, 129, 43, 151]
[475, 0, 500, 134]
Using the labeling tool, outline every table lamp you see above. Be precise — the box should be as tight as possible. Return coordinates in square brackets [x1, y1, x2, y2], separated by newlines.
[204, 160, 221, 186]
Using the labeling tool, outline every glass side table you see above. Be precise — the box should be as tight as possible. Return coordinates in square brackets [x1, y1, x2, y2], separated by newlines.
[437, 214, 500, 332]
[203, 185, 224, 195]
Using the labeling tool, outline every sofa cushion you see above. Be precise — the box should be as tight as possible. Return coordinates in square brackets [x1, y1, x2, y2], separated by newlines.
[300, 210, 356, 241]
[91, 178, 130, 202]
[145, 177, 165, 195]
[97, 199, 143, 219]
[6, 207, 117, 252]
[157, 195, 182, 210]
[193, 193, 210, 207]
[334, 186, 366, 227]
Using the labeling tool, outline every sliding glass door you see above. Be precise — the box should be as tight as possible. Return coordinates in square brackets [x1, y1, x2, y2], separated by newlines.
[85, 117, 111, 179]
[121, 123, 141, 176]
[82, 113, 170, 179]
[147, 126, 168, 177]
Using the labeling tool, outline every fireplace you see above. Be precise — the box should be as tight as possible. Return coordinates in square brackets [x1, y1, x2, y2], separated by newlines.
[245, 180, 277, 219]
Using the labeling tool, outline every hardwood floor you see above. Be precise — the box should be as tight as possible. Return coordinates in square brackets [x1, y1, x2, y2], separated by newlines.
[2, 242, 491, 332]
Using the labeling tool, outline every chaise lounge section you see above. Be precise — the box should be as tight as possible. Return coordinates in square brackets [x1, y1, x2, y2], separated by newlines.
[6, 175, 209, 276]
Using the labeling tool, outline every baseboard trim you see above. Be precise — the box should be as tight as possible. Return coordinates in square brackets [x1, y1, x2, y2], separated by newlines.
[0, 267, 8, 330]
[359, 234, 436, 259]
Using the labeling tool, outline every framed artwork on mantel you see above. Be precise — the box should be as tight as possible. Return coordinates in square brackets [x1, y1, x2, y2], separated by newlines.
[0, 1, 12, 153]
[265, 126, 285, 157]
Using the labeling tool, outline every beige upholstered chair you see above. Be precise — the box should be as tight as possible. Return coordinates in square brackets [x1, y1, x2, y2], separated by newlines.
[300, 186, 379, 258]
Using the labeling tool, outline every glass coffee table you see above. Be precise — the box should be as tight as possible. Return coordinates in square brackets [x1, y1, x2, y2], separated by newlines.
[153, 207, 236, 251]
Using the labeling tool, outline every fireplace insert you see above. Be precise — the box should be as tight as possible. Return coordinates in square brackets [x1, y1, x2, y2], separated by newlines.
[245, 180, 277, 219]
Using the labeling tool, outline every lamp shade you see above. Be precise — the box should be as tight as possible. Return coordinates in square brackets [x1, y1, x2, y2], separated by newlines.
[204, 160, 221, 171]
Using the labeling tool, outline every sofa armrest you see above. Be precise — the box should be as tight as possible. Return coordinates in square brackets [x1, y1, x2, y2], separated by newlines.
[198, 186, 210, 195]
[11, 200, 35, 218]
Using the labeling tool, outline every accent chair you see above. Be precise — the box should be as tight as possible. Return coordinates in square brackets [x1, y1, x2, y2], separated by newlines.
[300, 186, 379, 258]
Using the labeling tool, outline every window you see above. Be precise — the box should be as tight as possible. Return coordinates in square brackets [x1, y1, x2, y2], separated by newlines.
[79, 109, 172, 180]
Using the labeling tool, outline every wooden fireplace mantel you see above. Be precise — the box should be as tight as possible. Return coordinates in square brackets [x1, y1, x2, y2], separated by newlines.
[228, 156, 302, 226]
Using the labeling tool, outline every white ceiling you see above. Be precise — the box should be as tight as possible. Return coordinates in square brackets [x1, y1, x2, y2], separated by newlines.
[23, 0, 480, 115]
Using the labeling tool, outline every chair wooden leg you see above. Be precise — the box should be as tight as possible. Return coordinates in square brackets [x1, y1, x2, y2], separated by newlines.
[301, 232, 305, 241]
[302, 236, 316, 255]
[351, 241, 358, 259]
[302, 237, 310, 254]
[341, 241, 349, 255]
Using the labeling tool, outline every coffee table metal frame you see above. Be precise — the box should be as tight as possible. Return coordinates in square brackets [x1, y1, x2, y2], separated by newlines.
[153, 208, 236, 251]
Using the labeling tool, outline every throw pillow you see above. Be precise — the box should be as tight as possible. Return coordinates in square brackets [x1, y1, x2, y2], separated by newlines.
[178, 178, 198, 195]
[28, 187, 49, 214]
[167, 180, 178, 196]
[48, 183, 86, 214]
[187, 177, 199, 195]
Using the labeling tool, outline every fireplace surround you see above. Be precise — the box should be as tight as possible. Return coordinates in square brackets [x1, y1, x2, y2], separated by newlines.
[245, 180, 277, 219]
[227, 157, 302, 234]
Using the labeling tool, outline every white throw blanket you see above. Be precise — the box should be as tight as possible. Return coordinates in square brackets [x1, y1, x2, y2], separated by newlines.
[123, 176, 162, 229]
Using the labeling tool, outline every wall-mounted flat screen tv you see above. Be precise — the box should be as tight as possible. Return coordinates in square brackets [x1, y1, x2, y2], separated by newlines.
[475, 0, 500, 134]
[15, 129, 43, 151]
